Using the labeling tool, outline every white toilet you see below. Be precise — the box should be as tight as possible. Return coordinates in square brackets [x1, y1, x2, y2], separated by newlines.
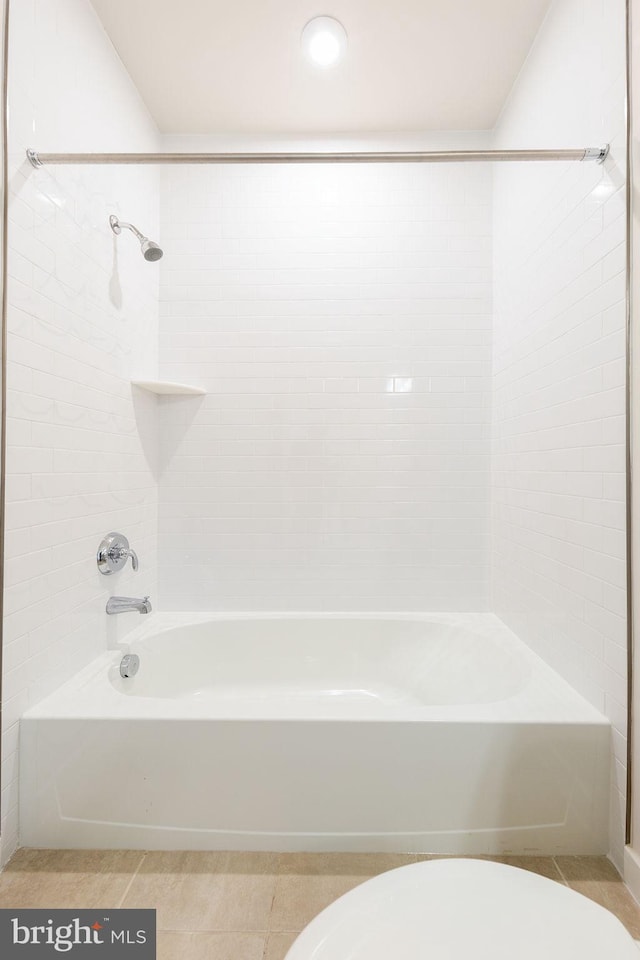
[284, 858, 639, 960]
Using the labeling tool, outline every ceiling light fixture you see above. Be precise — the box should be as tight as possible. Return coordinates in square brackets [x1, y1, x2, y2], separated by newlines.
[301, 16, 348, 68]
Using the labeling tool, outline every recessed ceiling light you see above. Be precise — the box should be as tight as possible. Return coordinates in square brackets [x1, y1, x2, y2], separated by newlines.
[301, 16, 348, 68]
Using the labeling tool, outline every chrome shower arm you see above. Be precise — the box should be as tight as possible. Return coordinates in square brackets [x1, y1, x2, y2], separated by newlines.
[118, 221, 146, 242]
[109, 215, 145, 241]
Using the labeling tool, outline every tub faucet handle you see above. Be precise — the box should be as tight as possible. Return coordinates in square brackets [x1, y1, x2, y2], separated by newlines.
[97, 532, 140, 575]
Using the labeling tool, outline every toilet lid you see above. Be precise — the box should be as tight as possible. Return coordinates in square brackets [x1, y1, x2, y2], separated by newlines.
[284, 858, 639, 960]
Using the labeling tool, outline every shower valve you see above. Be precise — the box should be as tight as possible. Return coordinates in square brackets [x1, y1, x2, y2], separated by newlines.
[97, 532, 139, 575]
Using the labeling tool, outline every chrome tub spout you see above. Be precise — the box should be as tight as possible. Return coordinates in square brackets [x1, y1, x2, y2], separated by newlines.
[106, 596, 152, 615]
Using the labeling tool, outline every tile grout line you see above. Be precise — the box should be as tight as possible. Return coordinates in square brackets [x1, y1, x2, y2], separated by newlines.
[263, 852, 283, 957]
[552, 856, 570, 885]
[116, 851, 148, 909]
[261, 928, 270, 960]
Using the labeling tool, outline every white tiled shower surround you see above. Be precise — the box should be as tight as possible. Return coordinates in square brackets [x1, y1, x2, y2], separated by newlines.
[0, 0, 160, 861]
[492, 0, 627, 867]
[0, 0, 630, 872]
[157, 157, 493, 611]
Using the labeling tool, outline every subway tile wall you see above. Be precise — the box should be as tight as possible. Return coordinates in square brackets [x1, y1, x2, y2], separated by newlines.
[1, 0, 160, 863]
[158, 161, 493, 611]
[492, 0, 627, 867]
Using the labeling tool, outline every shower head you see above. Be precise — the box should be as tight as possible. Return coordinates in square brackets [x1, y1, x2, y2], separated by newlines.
[140, 239, 163, 262]
[109, 214, 163, 262]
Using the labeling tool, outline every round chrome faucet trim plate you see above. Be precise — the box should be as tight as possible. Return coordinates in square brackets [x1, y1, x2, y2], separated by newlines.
[97, 532, 139, 575]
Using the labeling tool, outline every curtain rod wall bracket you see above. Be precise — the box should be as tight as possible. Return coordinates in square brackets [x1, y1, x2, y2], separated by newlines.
[26, 148, 43, 167]
[584, 144, 610, 163]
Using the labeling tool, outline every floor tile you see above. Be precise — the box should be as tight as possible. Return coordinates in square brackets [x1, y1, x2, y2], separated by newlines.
[491, 855, 565, 882]
[555, 856, 621, 882]
[4, 847, 640, 948]
[270, 873, 359, 933]
[121, 851, 278, 932]
[0, 849, 144, 909]
[551, 855, 640, 937]
[278, 852, 415, 877]
[270, 852, 415, 932]
[263, 931, 299, 960]
[414, 854, 564, 882]
[565, 880, 640, 939]
[156, 931, 265, 960]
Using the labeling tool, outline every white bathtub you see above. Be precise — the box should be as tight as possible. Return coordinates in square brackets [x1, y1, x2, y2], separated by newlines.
[20, 613, 610, 854]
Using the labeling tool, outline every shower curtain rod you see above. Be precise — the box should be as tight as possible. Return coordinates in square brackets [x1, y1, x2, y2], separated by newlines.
[26, 146, 610, 166]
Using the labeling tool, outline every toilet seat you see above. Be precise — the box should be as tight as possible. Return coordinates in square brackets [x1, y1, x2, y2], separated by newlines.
[284, 858, 639, 960]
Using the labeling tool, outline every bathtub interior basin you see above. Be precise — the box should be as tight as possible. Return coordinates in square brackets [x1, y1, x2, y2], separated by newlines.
[107, 615, 531, 708]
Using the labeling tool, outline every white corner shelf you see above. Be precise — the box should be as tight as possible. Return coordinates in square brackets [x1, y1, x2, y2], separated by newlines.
[131, 380, 206, 396]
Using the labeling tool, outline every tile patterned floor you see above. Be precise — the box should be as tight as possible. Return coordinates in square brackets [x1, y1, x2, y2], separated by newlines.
[0, 850, 639, 960]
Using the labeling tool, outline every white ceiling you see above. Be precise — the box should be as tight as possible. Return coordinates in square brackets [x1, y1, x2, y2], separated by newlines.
[89, 0, 553, 135]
